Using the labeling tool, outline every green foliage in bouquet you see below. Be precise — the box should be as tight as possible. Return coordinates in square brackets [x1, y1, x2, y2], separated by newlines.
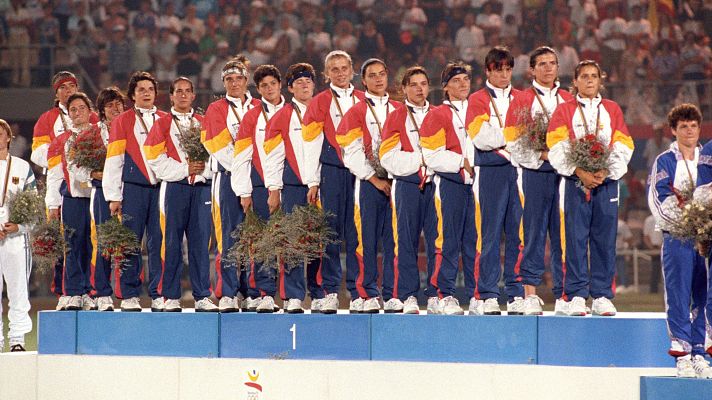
[7, 188, 44, 226]
[567, 134, 611, 173]
[67, 126, 106, 172]
[31, 219, 68, 274]
[227, 209, 267, 269]
[512, 107, 549, 152]
[177, 120, 209, 162]
[96, 215, 141, 269]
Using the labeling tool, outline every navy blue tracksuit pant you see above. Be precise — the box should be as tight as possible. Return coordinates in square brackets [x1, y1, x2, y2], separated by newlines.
[557, 178, 618, 300]
[278, 184, 313, 301]
[246, 169, 276, 298]
[89, 181, 113, 297]
[158, 180, 212, 301]
[473, 164, 524, 300]
[391, 177, 437, 300]
[61, 195, 91, 296]
[212, 170, 247, 299]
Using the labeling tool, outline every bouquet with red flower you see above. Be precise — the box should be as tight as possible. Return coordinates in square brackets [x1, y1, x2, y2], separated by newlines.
[96, 215, 141, 269]
[227, 209, 267, 270]
[31, 219, 67, 274]
[567, 133, 611, 173]
[510, 107, 550, 153]
[67, 125, 106, 173]
[176, 119, 209, 184]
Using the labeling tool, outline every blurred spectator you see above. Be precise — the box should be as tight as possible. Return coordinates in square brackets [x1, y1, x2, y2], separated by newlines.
[333, 0, 359, 25]
[306, 18, 331, 57]
[643, 214, 662, 294]
[182, 5, 205, 42]
[373, 0, 402, 43]
[426, 20, 455, 59]
[510, 42, 529, 88]
[107, 24, 132, 85]
[132, 27, 153, 72]
[192, 0, 217, 19]
[680, 0, 705, 35]
[242, 36, 269, 66]
[420, 0, 445, 28]
[273, 34, 295, 74]
[553, 36, 579, 86]
[657, 13, 683, 47]
[276, 17, 302, 57]
[204, 40, 232, 94]
[199, 14, 225, 65]
[175, 27, 201, 83]
[598, 4, 627, 81]
[455, 12, 485, 65]
[153, 27, 177, 83]
[577, 15, 601, 62]
[219, 4, 241, 41]
[615, 213, 634, 294]
[550, 1, 572, 45]
[67, 1, 95, 36]
[132, 0, 157, 36]
[652, 40, 681, 104]
[276, 0, 301, 31]
[680, 32, 710, 81]
[500, 14, 518, 44]
[476, 1, 502, 35]
[6, 0, 31, 87]
[569, 0, 598, 33]
[357, 20, 385, 61]
[53, 0, 73, 41]
[400, 0, 428, 36]
[626, 5, 653, 45]
[101, 1, 128, 36]
[156, 2, 181, 43]
[254, 24, 278, 61]
[500, 0, 522, 25]
[519, 7, 545, 51]
[72, 19, 101, 84]
[332, 19, 358, 54]
[643, 127, 672, 171]
[37, 4, 60, 68]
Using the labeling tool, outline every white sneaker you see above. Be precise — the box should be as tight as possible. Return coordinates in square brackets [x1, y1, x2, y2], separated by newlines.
[150, 297, 165, 312]
[56, 296, 70, 311]
[568, 296, 587, 316]
[65, 296, 82, 310]
[218, 297, 238, 313]
[234, 293, 245, 311]
[483, 298, 501, 315]
[164, 299, 182, 312]
[195, 297, 218, 312]
[554, 298, 569, 315]
[245, 296, 261, 312]
[286, 299, 304, 314]
[523, 295, 544, 316]
[507, 297, 525, 315]
[384, 298, 404, 313]
[349, 298, 364, 314]
[256, 296, 276, 313]
[441, 296, 464, 315]
[427, 297, 441, 314]
[82, 294, 97, 311]
[468, 297, 484, 316]
[693, 355, 712, 378]
[320, 293, 339, 314]
[403, 296, 419, 314]
[362, 297, 381, 313]
[120, 297, 142, 312]
[677, 355, 696, 378]
[591, 297, 616, 316]
[310, 298, 322, 313]
[97, 296, 114, 312]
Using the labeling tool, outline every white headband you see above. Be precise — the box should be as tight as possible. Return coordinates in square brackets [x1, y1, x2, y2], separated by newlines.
[222, 67, 248, 80]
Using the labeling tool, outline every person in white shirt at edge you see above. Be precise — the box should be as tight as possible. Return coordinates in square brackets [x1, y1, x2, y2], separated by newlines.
[263, 63, 319, 314]
[379, 66, 437, 314]
[335, 58, 401, 313]
[0, 119, 35, 352]
[231, 65, 286, 313]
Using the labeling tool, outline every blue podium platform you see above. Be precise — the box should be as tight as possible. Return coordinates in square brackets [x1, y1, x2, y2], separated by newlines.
[38, 311, 675, 367]
[640, 377, 712, 400]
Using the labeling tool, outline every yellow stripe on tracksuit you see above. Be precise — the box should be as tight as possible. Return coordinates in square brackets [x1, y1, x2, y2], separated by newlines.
[234, 137, 252, 155]
[32, 135, 51, 151]
[420, 128, 446, 150]
[379, 134, 400, 159]
[467, 113, 489, 139]
[211, 176, 223, 254]
[263, 134, 283, 155]
[159, 184, 167, 264]
[302, 121, 324, 142]
[89, 190, 99, 269]
[433, 179, 444, 251]
[516, 169, 525, 245]
[611, 129, 634, 150]
[106, 139, 127, 158]
[143, 142, 166, 161]
[336, 127, 363, 148]
[473, 168, 483, 254]
[546, 125, 569, 150]
[203, 128, 233, 154]
[558, 179, 567, 263]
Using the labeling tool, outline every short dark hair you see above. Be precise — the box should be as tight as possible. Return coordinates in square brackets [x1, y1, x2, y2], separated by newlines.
[668, 103, 702, 130]
[529, 46, 558, 69]
[169, 76, 194, 94]
[253, 64, 281, 86]
[440, 61, 471, 88]
[127, 71, 158, 102]
[66, 92, 94, 111]
[96, 87, 126, 121]
[484, 46, 514, 71]
[285, 63, 316, 87]
[401, 65, 429, 87]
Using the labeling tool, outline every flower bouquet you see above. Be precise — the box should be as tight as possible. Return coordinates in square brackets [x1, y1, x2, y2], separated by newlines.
[7, 188, 45, 226]
[31, 219, 67, 274]
[96, 215, 141, 269]
[511, 107, 550, 153]
[228, 209, 268, 270]
[67, 125, 106, 173]
[176, 119, 209, 184]
[567, 133, 611, 201]
[662, 182, 712, 256]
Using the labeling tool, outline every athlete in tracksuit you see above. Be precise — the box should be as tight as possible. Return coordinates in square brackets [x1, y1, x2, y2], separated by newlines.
[88, 87, 126, 312]
[336, 58, 400, 313]
[418, 62, 476, 316]
[503, 46, 574, 315]
[262, 63, 318, 314]
[144, 77, 216, 312]
[379, 66, 436, 314]
[301, 50, 365, 313]
[466, 47, 523, 316]
[231, 64, 285, 313]
[0, 119, 35, 352]
[546, 61, 633, 316]
[202, 59, 261, 312]
[31, 71, 97, 309]
[103, 72, 168, 312]
[46, 93, 95, 311]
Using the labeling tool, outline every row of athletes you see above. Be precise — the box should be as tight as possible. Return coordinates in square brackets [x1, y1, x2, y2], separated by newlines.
[33, 45, 633, 316]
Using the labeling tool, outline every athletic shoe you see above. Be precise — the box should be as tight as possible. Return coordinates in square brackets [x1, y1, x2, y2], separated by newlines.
[9, 344, 25, 352]
[97, 296, 114, 312]
[427, 297, 441, 315]
[56, 296, 70, 311]
[403, 296, 419, 314]
[677, 355, 696, 378]
[218, 297, 238, 313]
[483, 298, 501, 315]
[362, 297, 381, 314]
[245, 297, 261, 312]
[568, 296, 587, 316]
[195, 298, 219, 312]
[82, 294, 97, 311]
[286, 299, 304, 314]
[441, 296, 464, 315]
[164, 299, 182, 312]
[523, 295, 544, 316]
[65, 296, 82, 311]
[507, 297, 525, 315]
[234, 293, 245, 311]
[384, 298, 404, 313]
[120, 297, 142, 312]
[150, 297, 165, 312]
[310, 298, 322, 313]
[591, 297, 616, 316]
[468, 297, 484, 316]
[256, 296, 276, 313]
[349, 298, 364, 314]
[554, 298, 569, 315]
[693, 355, 712, 379]
[320, 293, 339, 314]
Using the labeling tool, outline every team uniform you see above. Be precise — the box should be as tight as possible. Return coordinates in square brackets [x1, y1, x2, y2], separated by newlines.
[0, 156, 35, 348]
[231, 97, 285, 307]
[262, 99, 313, 307]
[103, 106, 168, 306]
[546, 95, 634, 308]
[202, 93, 261, 305]
[301, 85, 365, 301]
[336, 92, 400, 309]
[89, 121, 114, 304]
[380, 100, 437, 308]
[144, 109, 214, 308]
[504, 81, 573, 300]
[419, 99, 476, 313]
[694, 140, 712, 355]
[466, 82, 524, 312]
